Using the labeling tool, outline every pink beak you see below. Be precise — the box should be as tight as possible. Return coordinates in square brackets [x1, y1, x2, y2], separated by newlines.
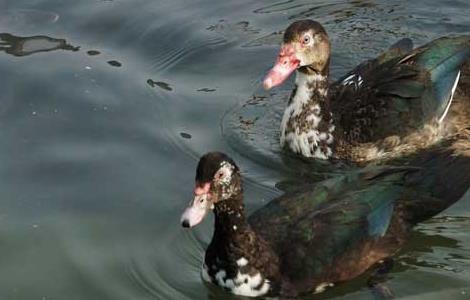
[263, 45, 300, 90]
[181, 182, 212, 228]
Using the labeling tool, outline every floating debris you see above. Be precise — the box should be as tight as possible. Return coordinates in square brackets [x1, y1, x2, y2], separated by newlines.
[239, 116, 258, 128]
[87, 50, 100, 56]
[242, 95, 268, 107]
[197, 88, 216, 92]
[180, 132, 192, 139]
[107, 60, 122, 67]
[147, 79, 173, 91]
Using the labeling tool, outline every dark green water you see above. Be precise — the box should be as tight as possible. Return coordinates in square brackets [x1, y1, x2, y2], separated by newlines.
[0, 0, 470, 299]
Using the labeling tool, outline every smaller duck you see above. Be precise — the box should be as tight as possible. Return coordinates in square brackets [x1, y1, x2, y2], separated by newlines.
[180, 144, 470, 297]
[263, 20, 470, 162]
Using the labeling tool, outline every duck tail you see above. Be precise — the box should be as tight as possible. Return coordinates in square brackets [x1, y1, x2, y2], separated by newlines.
[412, 36, 470, 122]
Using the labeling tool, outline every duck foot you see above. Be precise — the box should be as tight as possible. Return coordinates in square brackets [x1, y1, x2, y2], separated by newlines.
[367, 258, 395, 299]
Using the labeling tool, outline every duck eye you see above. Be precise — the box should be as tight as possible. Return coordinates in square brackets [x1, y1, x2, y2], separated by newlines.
[215, 171, 225, 180]
[303, 35, 310, 44]
[214, 163, 233, 182]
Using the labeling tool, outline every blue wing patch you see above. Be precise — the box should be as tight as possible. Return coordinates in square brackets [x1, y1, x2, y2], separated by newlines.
[367, 198, 395, 237]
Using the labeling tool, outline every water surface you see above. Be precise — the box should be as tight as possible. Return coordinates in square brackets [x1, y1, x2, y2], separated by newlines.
[1, 0, 470, 299]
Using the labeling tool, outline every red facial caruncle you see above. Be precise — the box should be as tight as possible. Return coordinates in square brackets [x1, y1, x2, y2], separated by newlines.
[263, 44, 300, 90]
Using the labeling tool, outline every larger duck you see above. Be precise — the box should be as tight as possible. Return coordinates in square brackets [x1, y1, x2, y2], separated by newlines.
[180, 138, 470, 297]
[263, 20, 470, 161]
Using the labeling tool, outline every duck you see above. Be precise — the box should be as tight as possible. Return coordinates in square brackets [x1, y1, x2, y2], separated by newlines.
[180, 140, 470, 297]
[263, 19, 470, 162]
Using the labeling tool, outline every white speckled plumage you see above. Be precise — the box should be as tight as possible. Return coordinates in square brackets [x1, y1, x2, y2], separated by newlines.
[206, 264, 271, 297]
[342, 73, 363, 89]
[314, 282, 334, 294]
[280, 72, 334, 159]
[237, 257, 248, 267]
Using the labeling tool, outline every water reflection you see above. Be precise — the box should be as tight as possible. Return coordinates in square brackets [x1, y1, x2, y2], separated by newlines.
[107, 60, 122, 67]
[197, 88, 216, 92]
[87, 50, 101, 56]
[0, 0, 469, 299]
[147, 79, 173, 91]
[0, 33, 79, 57]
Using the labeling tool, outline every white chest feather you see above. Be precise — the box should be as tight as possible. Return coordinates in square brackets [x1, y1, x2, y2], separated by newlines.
[280, 72, 334, 159]
[202, 257, 270, 297]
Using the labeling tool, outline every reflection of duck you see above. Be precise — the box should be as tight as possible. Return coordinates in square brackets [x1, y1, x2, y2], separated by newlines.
[180, 135, 470, 297]
[263, 20, 470, 162]
[0, 33, 79, 57]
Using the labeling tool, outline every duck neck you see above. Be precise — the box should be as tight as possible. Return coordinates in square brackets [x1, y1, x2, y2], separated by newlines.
[292, 67, 329, 104]
[213, 193, 249, 237]
[207, 192, 281, 296]
[281, 66, 336, 159]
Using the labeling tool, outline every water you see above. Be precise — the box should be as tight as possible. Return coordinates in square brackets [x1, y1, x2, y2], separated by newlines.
[0, 0, 469, 299]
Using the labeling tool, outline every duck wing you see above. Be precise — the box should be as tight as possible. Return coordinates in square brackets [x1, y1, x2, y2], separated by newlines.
[330, 36, 470, 144]
[248, 167, 410, 292]
[337, 38, 414, 84]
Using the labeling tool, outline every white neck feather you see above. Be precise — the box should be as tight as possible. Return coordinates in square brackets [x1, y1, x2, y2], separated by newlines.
[293, 72, 328, 104]
[280, 71, 334, 159]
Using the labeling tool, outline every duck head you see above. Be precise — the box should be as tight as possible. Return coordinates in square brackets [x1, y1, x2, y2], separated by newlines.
[180, 152, 242, 228]
[263, 19, 331, 90]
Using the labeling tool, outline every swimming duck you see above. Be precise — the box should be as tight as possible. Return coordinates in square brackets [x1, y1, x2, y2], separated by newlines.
[180, 143, 470, 297]
[263, 19, 470, 161]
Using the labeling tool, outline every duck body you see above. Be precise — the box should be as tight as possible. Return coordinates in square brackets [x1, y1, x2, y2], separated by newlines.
[265, 20, 470, 162]
[180, 142, 470, 297]
[202, 203, 281, 297]
[248, 168, 411, 294]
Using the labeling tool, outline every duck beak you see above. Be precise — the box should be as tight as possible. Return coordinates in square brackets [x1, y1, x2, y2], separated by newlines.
[180, 182, 212, 228]
[263, 44, 300, 90]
